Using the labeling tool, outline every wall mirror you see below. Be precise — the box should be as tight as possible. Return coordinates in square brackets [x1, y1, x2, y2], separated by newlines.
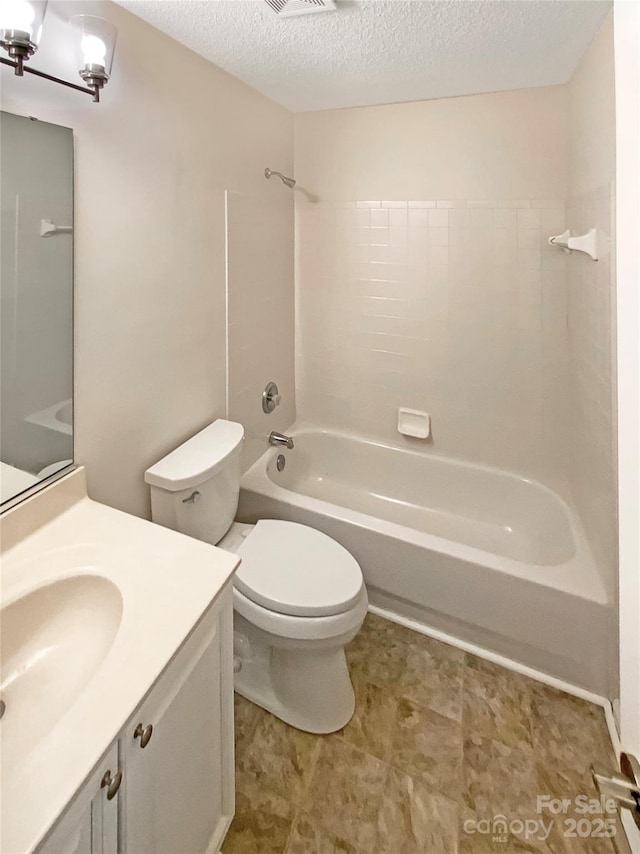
[1, 111, 74, 507]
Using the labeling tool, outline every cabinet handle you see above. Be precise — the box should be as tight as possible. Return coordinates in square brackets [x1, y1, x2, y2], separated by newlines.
[100, 770, 122, 800]
[134, 723, 153, 748]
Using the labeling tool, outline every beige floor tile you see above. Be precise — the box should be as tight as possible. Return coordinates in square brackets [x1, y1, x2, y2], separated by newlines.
[234, 693, 261, 762]
[463, 664, 533, 749]
[399, 642, 465, 722]
[396, 621, 466, 666]
[459, 831, 542, 852]
[228, 614, 619, 854]
[222, 770, 294, 854]
[530, 683, 615, 775]
[543, 819, 617, 854]
[301, 736, 387, 851]
[347, 614, 465, 722]
[346, 615, 407, 690]
[285, 813, 358, 853]
[534, 764, 617, 854]
[238, 706, 322, 804]
[386, 696, 464, 800]
[222, 807, 293, 854]
[340, 679, 398, 760]
[462, 732, 540, 830]
[377, 765, 459, 853]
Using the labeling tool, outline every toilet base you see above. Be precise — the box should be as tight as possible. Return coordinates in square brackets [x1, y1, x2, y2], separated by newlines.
[233, 612, 358, 734]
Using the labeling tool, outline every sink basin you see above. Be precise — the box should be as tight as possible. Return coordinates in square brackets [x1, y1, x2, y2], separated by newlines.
[0, 575, 123, 767]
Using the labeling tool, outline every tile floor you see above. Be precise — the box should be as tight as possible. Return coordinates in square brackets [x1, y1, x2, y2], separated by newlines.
[222, 613, 620, 853]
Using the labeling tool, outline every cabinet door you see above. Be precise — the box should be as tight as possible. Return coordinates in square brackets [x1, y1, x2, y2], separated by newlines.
[37, 744, 118, 854]
[121, 588, 234, 854]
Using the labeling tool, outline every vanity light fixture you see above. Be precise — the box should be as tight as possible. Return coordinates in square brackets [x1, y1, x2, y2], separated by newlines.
[69, 15, 117, 99]
[0, 2, 116, 103]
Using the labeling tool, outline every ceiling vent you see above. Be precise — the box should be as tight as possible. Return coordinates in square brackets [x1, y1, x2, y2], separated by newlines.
[263, 0, 337, 18]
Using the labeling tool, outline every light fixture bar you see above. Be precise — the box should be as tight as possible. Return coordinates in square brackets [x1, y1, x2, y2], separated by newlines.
[0, 55, 100, 100]
[0, 7, 115, 104]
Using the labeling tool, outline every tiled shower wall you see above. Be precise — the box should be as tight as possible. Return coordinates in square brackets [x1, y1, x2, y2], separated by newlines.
[227, 192, 295, 470]
[296, 198, 569, 489]
[567, 185, 617, 597]
[565, 13, 617, 604]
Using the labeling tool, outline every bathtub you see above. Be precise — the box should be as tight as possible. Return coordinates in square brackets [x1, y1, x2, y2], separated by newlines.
[239, 424, 614, 696]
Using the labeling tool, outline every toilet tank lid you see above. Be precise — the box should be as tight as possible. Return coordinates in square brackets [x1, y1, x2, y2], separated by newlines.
[144, 420, 244, 492]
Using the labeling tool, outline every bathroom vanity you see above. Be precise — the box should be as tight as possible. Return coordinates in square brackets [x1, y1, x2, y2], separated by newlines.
[1, 469, 240, 854]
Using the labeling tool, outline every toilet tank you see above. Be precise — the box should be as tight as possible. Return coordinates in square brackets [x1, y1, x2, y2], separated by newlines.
[144, 420, 244, 546]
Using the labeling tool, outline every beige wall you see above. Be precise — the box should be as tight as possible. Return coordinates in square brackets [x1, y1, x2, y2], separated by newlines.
[567, 13, 617, 600]
[295, 87, 571, 489]
[570, 13, 617, 196]
[227, 191, 295, 471]
[1, 0, 294, 518]
[295, 86, 569, 202]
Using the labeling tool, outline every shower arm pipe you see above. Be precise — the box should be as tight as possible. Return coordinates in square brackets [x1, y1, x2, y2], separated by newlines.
[264, 167, 296, 188]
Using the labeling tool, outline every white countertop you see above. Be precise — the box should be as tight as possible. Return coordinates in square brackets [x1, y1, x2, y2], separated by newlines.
[0, 469, 239, 854]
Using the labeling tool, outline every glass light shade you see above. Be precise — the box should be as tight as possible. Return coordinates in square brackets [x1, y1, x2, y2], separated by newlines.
[69, 14, 117, 82]
[0, 0, 47, 52]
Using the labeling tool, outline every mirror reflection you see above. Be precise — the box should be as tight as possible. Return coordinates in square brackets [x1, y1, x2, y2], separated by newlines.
[0, 111, 73, 505]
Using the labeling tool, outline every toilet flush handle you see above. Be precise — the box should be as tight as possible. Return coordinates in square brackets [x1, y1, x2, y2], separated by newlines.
[182, 490, 201, 504]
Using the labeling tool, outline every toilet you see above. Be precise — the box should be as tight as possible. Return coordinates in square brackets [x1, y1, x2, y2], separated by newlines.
[144, 419, 368, 734]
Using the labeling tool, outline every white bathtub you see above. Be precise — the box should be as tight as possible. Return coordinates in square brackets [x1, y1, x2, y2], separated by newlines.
[239, 424, 614, 696]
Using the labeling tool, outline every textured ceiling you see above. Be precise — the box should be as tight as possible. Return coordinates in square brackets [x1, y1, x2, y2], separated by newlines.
[117, 0, 611, 112]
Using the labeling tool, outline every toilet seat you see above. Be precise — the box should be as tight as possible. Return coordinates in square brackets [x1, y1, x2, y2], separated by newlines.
[234, 520, 364, 618]
[233, 585, 369, 642]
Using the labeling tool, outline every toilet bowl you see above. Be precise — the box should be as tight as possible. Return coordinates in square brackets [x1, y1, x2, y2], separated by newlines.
[219, 520, 368, 732]
[144, 420, 368, 733]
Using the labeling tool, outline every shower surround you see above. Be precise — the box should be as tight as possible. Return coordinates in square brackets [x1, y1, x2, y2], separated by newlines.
[296, 196, 570, 492]
[289, 37, 618, 696]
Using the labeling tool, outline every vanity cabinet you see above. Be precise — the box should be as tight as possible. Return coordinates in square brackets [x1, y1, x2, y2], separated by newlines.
[120, 587, 235, 854]
[37, 745, 118, 854]
[36, 586, 235, 854]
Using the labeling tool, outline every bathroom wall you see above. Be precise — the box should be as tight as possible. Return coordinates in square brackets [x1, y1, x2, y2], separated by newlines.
[1, 0, 294, 517]
[567, 14, 617, 599]
[294, 87, 571, 489]
[227, 191, 295, 471]
[295, 86, 568, 201]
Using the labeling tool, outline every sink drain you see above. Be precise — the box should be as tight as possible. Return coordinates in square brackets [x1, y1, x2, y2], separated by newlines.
[0, 699, 5, 720]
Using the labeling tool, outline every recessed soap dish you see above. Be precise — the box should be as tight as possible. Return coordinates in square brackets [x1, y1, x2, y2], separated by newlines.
[397, 408, 430, 439]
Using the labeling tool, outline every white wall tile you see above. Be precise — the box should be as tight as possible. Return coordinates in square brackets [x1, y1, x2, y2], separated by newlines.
[517, 208, 541, 229]
[428, 209, 449, 228]
[565, 185, 617, 591]
[297, 198, 569, 484]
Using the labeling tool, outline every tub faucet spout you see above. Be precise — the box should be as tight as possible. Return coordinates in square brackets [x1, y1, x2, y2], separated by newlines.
[269, 431, 294, 449]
